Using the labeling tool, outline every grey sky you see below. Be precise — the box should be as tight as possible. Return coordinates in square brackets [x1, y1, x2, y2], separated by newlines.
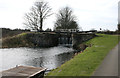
[0, 0, 119, 31]
[118, 1, 120, 24]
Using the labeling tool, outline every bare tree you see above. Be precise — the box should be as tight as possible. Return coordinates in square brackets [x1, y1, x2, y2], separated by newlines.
[54, 6, 79, 30]
[23, 1, 52, 31]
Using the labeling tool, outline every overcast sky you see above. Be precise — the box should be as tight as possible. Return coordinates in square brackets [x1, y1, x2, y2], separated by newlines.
[0, 0, 119, 31]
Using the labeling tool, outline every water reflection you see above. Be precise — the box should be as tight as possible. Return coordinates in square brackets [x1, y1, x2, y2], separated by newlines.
[26, 52, 74, 70]
[0, 46, 75, 71]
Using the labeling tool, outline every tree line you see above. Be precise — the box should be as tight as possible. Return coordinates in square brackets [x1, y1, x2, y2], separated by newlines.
[23, 0, 79, 31]
[1, 28, 30, 38]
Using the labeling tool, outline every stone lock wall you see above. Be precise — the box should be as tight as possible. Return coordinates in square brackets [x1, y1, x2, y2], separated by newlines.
[72, 33, 96, 49]
[25, 32, 95, 48]
[26, 33, 59, 47]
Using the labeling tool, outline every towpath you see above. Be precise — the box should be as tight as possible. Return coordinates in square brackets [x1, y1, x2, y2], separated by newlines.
[93, 42, 119, 76]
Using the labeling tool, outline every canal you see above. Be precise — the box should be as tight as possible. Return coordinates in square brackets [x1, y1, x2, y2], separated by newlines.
[0, 46, 75, 71]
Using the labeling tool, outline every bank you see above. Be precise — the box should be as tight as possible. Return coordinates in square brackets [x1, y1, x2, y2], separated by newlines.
[2, 32, 95, 48]
[47, 34, 119, 76]
[2, 32, 59, 48]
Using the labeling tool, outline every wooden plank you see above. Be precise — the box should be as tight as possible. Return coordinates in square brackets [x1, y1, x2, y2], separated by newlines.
[0, 66, 46, 77]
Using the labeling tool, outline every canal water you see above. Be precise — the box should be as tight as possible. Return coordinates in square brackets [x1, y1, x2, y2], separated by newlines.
[0, 46, 75, 71]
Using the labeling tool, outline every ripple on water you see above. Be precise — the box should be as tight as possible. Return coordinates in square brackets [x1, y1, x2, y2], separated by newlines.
[0, 46, 74, 71]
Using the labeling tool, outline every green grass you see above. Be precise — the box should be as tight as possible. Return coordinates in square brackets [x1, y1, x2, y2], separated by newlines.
[16, 32, 27, 37]
[47, 34, 119, 76]
[2, 32, 34, 48]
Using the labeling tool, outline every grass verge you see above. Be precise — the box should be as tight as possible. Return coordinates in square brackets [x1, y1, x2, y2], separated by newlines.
[47, 34, 119, 76]
[2, 32, 34, 48]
